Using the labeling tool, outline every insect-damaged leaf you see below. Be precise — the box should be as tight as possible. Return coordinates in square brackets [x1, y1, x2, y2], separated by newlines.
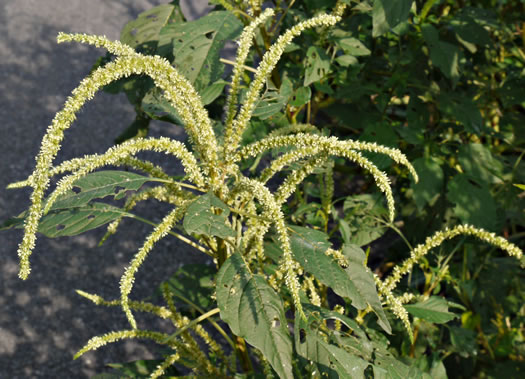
[286, 226, 391, 334]
[164, 11, 243, 91]
[183, 192, 235, 238]
[216, 252, 293, 379]
[49, 171, 155, 211]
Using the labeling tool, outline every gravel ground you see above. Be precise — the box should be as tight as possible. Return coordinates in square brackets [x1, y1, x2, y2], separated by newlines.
[0, 1, 213, 377]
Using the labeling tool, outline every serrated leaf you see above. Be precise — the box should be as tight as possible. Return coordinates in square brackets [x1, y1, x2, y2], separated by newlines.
[167, 11, 243, 91]
[404, 297, 457, 324]
[304, 46, 331, 86]
[183, 192, 235, 238]
[410, 157, 444, 210]
[50, 171, 155, 211]
[216, 252, 293, 379]
[372, 0, 414, 37]
[121, 2, 184, 53]
[287, 226, 391, 333]
[447, 174, 498, 231]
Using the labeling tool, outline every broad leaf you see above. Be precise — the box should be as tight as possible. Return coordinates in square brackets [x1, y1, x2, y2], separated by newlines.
[42, 203, 127, 237]
[304, 46, 331, 86]
[121, 2, 184, 53]
[216, 252, 293, 379]
[336, 37, 371, 56]
[50, 171, 155, 211]
[289, 86, 312, 107]
[404, 297, 457, 324]
[372, 0, 414, 37]
[252, 78, 293, 119]
[183, 192, 235, 238]
[422, 25, 462, 83]
[142, 87, 184, 125]
[447, 174, 498, 231]
[458, 143, 503, 185]
[373, 350, 431, 379]
[160, 263, 216, 312]
[287, 226, 391, 333]
[410, 157, 444, 210]
[343, 194, 388, 246]
[166, 11, 243, 91]
[341, 244, 391, 334]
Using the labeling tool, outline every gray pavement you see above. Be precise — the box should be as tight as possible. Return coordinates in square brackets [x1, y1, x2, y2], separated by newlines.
[0, 1, 213, 377]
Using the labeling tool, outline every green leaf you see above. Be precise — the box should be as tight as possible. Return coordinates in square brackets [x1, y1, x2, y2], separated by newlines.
[458, 143, 503, 185]
[287, 226, 391, 333]
[373, 350, 430, 379]
[448, 326, 477, 358]
[160, 263, 216, 312]
[410, 157, 444, 210]
[141, 87, 184, 125]
[514, 184, 525, 191]
[447, 174, 498, 231]
[39, 203, 128, 237]
[438, 93, 483, 134]
[304, 46, 331, 86]
[404, 297, 457, 324]
[336, 37, 371, 56]
[183, 192, 235, 238]
[216, 252, 293, 379]
[341, 244, 391, 334]
[343, 194, 388, 246]
[422, 25, 462, 83]
[252, 78, 293, 119]
[120, 2, 184, 53]
[372, 0, 414, 37]
[167, 11, 243, 91]
[289, 86, 312, 107]
[50, 171, 155, 211]
[200, 79, 228, 105]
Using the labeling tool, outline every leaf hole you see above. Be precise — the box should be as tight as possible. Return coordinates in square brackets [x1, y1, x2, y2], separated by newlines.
[178, 39, 183, 43]
[87, 215, 95, 220]
[114, 186, 125, 194]
[299, 328, 306, 343]
[205, 31, 214, 39]
[56, 225, 65, 231]
[130, 28, 138, 36]
[272, 318, 280, 328]
[72, 186, 82, 194]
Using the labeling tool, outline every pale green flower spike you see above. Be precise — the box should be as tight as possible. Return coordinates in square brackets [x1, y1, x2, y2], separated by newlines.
[75, 290, 173, 319]
[74, 329, 171, 359]
[42, 137, 203, 214]
[57, 34, 219, 170]
[224, 13, 341, 159]
[239, 133, 419, 182]
[374, 275, 414, 342]
[224, 8, 275, 131]
[382, 224, 524, 294]
[237, 177, 305, 319]
[150, 352, 181, 379]
[120, 205, 188, 329]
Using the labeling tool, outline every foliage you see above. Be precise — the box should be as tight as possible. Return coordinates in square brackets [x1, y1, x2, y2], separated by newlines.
[3, 0, 525, 377]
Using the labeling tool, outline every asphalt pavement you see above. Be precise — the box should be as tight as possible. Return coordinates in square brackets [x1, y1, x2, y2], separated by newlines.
[0, 1, 213, 377]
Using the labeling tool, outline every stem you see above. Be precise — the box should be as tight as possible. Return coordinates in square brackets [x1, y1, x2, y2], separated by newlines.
[236, 336, 254, 373]
[162, 308, 221, 343]
[130, 214, 213, 257]
[220, 58, 258, 73]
